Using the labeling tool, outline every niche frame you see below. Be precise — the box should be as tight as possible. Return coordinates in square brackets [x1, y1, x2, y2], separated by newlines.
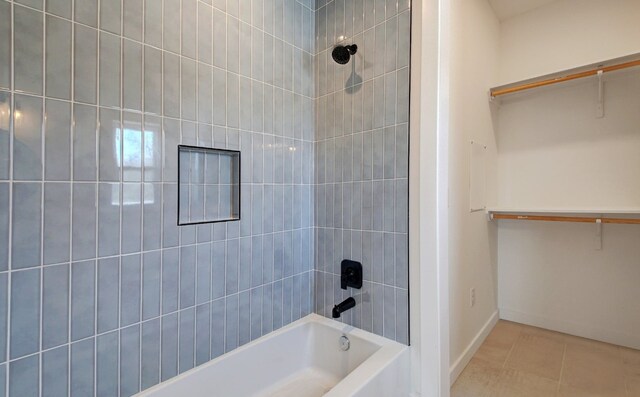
[177, 144, 241, 226]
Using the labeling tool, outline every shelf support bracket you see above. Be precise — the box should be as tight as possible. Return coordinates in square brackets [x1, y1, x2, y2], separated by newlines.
[596, 70, 604, 118]
[488, 91, 500, 107]
[594, 218, 603, 250]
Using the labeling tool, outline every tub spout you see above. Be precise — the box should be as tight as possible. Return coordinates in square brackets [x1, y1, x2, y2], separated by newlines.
[332, 297, 356, 318]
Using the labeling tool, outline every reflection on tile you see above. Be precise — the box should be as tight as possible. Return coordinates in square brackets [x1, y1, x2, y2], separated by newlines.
[0, 93, 10, 179]
[13, 95, 43, 181]
[142, 115, 162, 183]
[99, 108, 121, 182]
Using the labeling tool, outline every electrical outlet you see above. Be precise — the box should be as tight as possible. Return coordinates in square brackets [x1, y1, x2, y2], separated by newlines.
[470, 288, 476, 307]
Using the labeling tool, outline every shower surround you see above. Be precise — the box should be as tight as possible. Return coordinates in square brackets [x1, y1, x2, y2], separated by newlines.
[0, 0, 315, 395]
[0, 0, 410, 396]
[313, 0, 411, 343]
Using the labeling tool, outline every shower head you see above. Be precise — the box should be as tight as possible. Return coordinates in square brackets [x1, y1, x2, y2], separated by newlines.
[332, 44, 358, 65]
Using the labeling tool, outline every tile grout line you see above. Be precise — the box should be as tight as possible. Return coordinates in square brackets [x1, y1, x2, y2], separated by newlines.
[501, 326, 520, 370]
[39, 8, 47, 395]
[557, 342, 567, 394]
[5, 2, 12, 395]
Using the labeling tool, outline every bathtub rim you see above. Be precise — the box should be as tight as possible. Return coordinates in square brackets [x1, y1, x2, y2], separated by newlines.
[136, 313, 408, 397]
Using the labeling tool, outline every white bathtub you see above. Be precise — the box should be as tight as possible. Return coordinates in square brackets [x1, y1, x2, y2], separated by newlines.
[137, 314, 410, 397]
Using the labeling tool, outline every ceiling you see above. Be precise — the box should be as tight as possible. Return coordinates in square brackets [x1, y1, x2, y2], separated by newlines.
[488, 0, 560, 21]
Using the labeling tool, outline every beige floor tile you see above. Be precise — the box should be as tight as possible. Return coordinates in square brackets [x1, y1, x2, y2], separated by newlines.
[474, 320, 523, 367]
[557, 384, 626, 397]
[627, 376, 640, 396]
[453, 321, 636, 397]
[505, 333, 565, 381]
[519, 324, 568, 344]
[451, 358, 502, 397]
[493, 367, 558, 397]
[561, 339, 626, 395]
[621, 347, 640, 378]
[490, 320, 524, 345]
[565, 335, 623, 356]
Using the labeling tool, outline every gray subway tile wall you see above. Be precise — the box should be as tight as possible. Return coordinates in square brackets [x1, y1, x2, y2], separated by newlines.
[313, 0, 411, 344]
[0, 0, 410, 395]
[1, 0, 316, 395]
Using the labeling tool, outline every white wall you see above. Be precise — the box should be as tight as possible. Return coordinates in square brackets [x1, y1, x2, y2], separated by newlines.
[448, 0, 500, 382]
[498, 0, 640, 85]
[496, 70, 640, 208]
[499, 221, 640, 349]
[409, 0, 452, 395]
[495, 0, 640, 350]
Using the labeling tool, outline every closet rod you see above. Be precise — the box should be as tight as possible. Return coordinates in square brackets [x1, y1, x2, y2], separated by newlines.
[490, 59, 640, 97]
[490, 214, 640, 225]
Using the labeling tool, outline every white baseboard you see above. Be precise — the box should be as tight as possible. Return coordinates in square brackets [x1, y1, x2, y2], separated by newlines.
[449, 310, 499, 386]
[500, 308, 640, 350]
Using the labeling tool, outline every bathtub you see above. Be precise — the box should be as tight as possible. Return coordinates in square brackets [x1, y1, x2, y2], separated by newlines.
[137, 313, 410, 397]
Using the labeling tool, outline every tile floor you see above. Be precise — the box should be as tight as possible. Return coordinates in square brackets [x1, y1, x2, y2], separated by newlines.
[451, 320, 640, 397]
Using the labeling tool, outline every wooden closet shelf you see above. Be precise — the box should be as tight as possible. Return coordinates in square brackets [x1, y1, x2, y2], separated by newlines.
[487, 209, 640, 224]
[489, 53, 640, 98]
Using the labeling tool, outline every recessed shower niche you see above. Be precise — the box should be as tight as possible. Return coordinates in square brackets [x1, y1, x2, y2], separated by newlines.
[178, 145, 241, 225]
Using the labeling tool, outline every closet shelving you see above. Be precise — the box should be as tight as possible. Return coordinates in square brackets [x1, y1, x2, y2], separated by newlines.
[486, 52, 640, 225]
[487, 209, 640, 225]
[489, 53, 640, 99]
